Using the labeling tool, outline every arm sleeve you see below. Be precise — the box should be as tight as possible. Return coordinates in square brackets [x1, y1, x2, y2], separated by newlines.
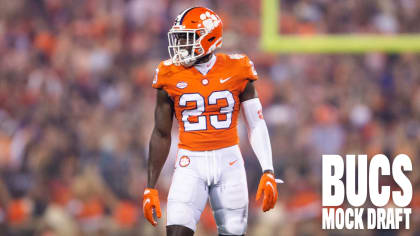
[241, 98, 274, 172]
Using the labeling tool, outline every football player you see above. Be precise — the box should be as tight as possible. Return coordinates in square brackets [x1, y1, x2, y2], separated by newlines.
[143, 7, 279, 236]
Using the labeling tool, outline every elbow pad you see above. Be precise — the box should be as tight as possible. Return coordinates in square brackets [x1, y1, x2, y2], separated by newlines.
[241, 98, 273, 172]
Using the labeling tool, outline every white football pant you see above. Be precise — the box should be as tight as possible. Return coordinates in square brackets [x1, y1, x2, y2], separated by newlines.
[167, 145, 248, 235]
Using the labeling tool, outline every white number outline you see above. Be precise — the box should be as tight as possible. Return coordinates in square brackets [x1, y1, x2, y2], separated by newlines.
[178, 90, 235, 131]
[208, 90, 235, 130]
[179, 93, 207, 131]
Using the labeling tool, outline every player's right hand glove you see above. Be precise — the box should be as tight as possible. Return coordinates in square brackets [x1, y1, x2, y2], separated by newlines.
[143, 188, 161, 226]
[256, 172, 278, 212]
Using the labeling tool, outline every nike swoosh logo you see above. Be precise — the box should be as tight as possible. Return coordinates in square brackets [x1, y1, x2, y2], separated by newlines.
[229, 160, 238, 166]
[220, 76, 232, 83]
[266, 181, 275, 192]
[143, 198, 150, 208]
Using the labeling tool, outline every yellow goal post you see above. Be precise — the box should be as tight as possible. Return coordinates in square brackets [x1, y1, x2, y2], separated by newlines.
[260, 0, 420, 53]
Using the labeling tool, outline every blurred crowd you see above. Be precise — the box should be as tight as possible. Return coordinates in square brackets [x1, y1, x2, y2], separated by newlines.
[0, 0, 419, 235]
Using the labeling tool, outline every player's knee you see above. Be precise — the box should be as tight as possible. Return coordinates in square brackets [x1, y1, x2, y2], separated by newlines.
[215, 208, 248, 235]
[218, 218, 247, 235]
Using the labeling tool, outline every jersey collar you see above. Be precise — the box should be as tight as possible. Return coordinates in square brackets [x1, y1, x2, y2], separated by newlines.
[193, 54, 217, 76]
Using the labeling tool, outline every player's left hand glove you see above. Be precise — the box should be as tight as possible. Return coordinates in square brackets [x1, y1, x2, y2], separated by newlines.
[256, 172, 278, 212]
[143, 188, 161, 226]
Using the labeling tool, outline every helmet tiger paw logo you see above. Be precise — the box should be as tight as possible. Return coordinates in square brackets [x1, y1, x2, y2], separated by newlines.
[200, 12, 221, 32]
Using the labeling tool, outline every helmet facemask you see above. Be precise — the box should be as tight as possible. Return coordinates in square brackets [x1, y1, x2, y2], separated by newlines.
[168, 28, 207, 67]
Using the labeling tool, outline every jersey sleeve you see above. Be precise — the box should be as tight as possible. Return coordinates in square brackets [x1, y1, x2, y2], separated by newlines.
[152, 61, 170, 89]
[238, 55, 259, 92]
[152, 63, 164, 89]
[241, 55, 258, 81]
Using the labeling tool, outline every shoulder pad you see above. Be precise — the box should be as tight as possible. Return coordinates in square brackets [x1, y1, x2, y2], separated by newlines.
[157, 59, 177, 76]
[228, 53, 245, 60]
[162, 59, 173, 66]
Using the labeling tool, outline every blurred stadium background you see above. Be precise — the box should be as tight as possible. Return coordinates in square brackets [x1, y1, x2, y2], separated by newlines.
[0, 0, 419, 235]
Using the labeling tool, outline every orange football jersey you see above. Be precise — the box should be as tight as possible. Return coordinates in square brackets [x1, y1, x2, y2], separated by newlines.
[152, 53, 258, 151]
